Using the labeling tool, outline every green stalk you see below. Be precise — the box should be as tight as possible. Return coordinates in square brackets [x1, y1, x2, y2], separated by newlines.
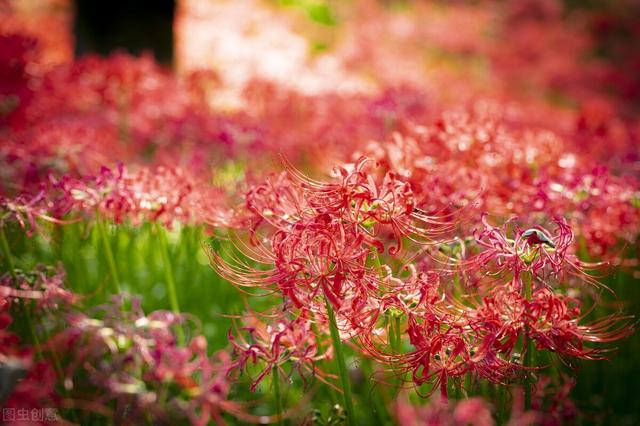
[453, 379, 462, 400]
[311, 320, 339, 405]
[463, 372, 472, 397]
[96, 218, 121, 294]
[547, 351, 560, 385]
[273, 365, 283, 425]
[324, 296, 356, 426]
[1, 227, 44, 360]
[372, 251, 384, 278]
[393, 316, 401, 353]
[156, 223, 180, 314]
[497, 385, 506, 425]
[21, 300, 42, 352]
[487, 382, 496, 405]
[523, 272, 534, 410]
[155, 223, 185, 345]
[361, 358, 390, 424]
[0, 226, 17, 281]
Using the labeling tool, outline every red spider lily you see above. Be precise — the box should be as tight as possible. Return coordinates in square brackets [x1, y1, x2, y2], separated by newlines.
[0, 264, 77, 309]
[210, 214, 377, 313]
[463, 272, 631, 362]
[213, 156, 634, 418]
[47, 296, 246, 424]
[357, 105, 639, 260]
[211, 157, 456, 324]
[507, 388, 539, 426]
[0, 314, 30, 365]
[542, 166, 640, 257]
[525, 288, 633, 359]
[272, 216, 376, 310]
[0, 2, 637, 424]
[465, 214, 594, 285]
[0, 300, 61, 418]
[227, 312, 331, 392]
[59, 164, 227, 226]
[404, 318, 470, 399]
[531, 375, 578, 426]
[395, 394, 495, 426]
[283, 157, 455, 252]
[2, 361, 60, 419]
[394, 379, 578, 426]
[355, 268, 518, 392]
[469, 281, 527, 355]
[0, 34, 39, 131]
[0, 191, 73, 236]
[386, 306, 518, 394]
[244, 171, 309, 237]
[1, 163, 236, 231]
[359, 215, 631, 395]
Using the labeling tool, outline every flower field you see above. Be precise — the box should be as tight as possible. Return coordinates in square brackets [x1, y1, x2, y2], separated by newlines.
[1, 1, 639, 425]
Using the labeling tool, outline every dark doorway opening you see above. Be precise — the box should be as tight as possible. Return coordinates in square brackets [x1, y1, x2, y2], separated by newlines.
[74, 0, 175, 64]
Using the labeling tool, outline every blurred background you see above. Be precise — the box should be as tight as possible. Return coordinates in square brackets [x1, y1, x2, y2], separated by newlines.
[4, 0, 640, 170]
[3, 0, 640, 111]
[1, 1, 639, 424]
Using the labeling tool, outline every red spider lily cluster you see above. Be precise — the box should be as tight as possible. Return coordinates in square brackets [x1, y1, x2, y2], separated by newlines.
[395, 378, 576, 426]
[0, 267, 64, 413]
[357, 104, 640, 258]
[0, 163, 237, 236]
[0, 269, 250, 425]
[0, 0, 638, 424]
[50, 297, 245, 425]
[212, 161, 632, 403]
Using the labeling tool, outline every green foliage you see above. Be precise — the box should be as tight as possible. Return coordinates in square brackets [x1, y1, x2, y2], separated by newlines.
[277, 0, 337, 26]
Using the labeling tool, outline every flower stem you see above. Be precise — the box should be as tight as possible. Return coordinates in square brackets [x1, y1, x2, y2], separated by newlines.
[392, 316, 401, 353]
[1, 227, 44, 358]
[0, 226, 17, 281]
[324, 295, 356, 426]
[156, 223, 180, 314]
[273, 365, 283, 425]
[523, 272, 534, 410]
[497, 385, 506, 424]
[155, 223, 184, 345]
[463, 372, 471, 397]
[96, 218, 121, 294]
[361, 358, 391, 424]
